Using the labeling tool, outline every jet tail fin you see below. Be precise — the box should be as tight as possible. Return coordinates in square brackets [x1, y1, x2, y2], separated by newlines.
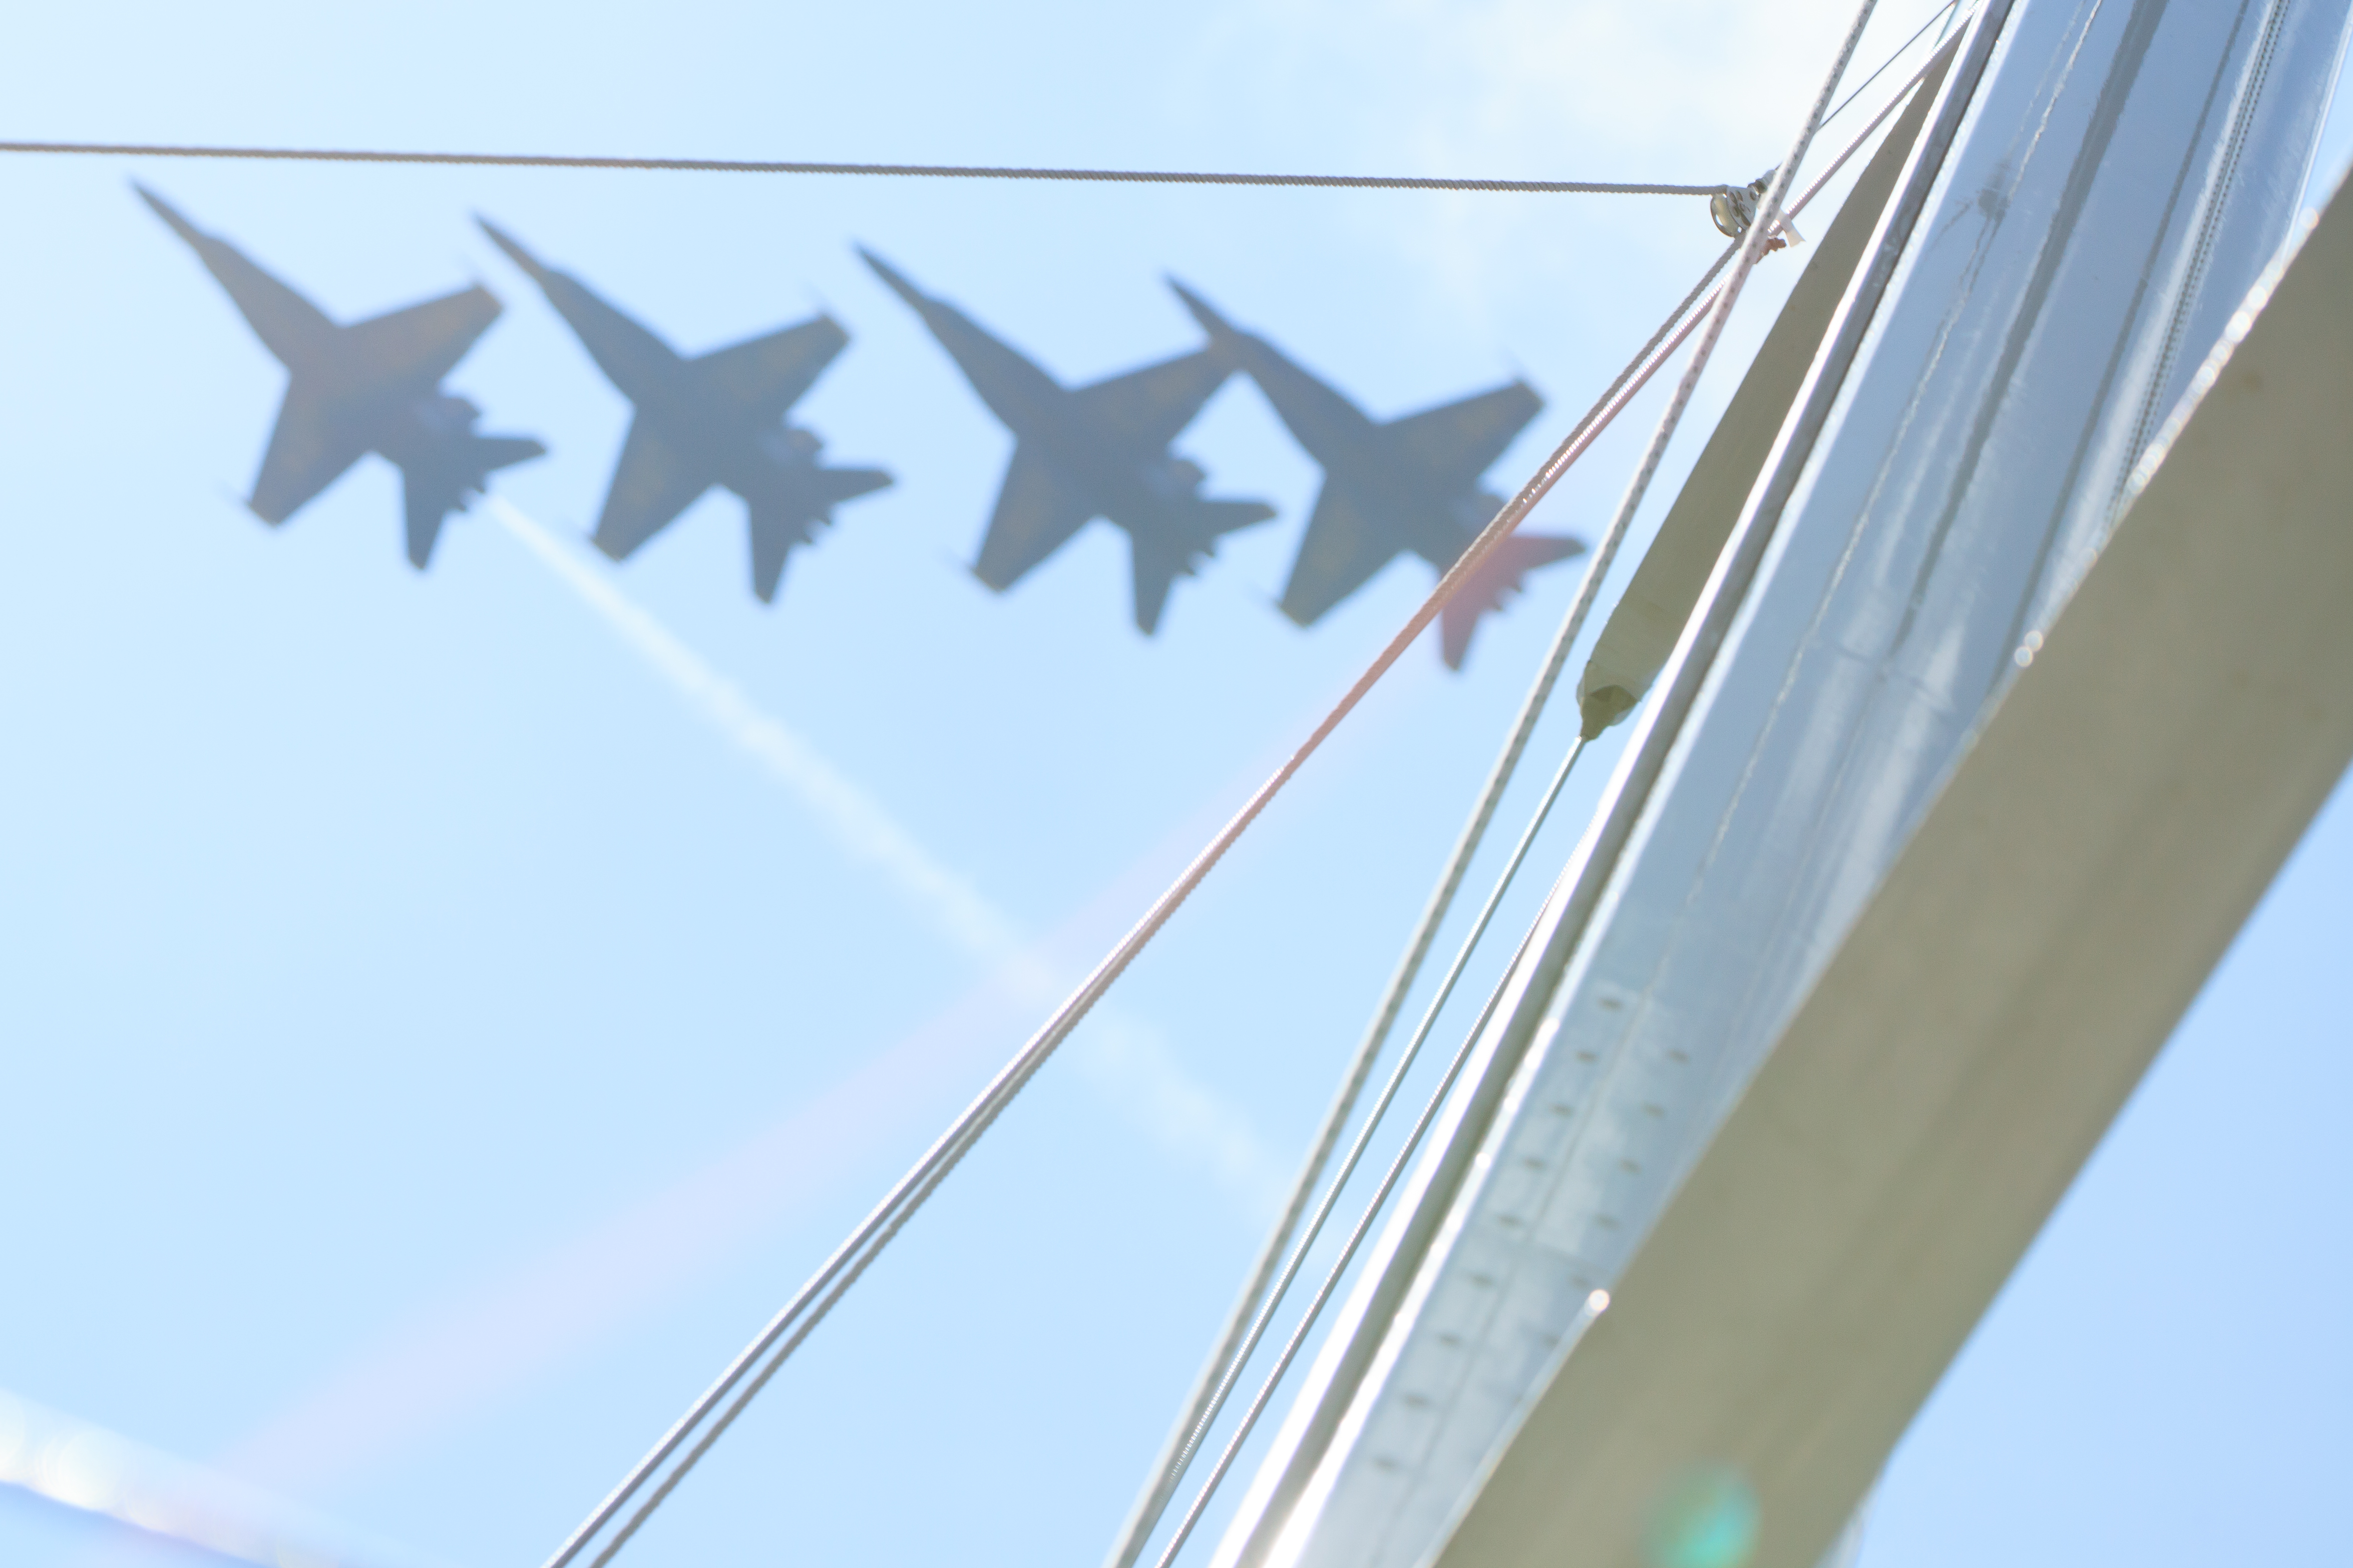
[747, 466, 892, 603]
[1188, 495, 1277, 544]
[1132, 549, 1182, 636]
[472, 435, 548, 473]
[813, 465, 893, 510]
[858, 247, 930, 312]
[1438, 532, 1585, 670]
[404, 480, 453, 570]
[747, 503, 802, 604]
[1129, 496, 1275, 635]
[474, 217, 554, 287]
[1167, 277, 1243, 359]
[396, 427, 546, 569]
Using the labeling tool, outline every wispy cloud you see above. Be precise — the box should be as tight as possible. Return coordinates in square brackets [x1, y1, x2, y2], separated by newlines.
[1166, 0, 1945, 337]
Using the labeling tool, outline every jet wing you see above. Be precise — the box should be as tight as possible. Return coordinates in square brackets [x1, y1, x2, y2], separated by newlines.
[592, 418, 714, 561]
[1278, 483, 1401, 626]
[973, 445, 1094, 591]
[1383, 382, 1543, 495]
[745, 465, 892, 604]
[248, 386, 370, 524]
[1075, 350, 1229, 453]
[339, 287, 503, 397]
[692, 317, 850, 425]
[138, 186, 339, 372]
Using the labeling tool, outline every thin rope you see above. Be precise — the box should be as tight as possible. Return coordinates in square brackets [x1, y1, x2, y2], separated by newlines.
[1101, 38, 1954, 1564]
[1137, 0, 1885, 1557]
[1820, 0, 1963, 133]
[0, 139, 1724, 195]
[1144, 911, 1550, 1568]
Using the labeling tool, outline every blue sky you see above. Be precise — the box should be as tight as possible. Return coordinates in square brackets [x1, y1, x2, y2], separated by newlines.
[0, 2, 2345, 1565]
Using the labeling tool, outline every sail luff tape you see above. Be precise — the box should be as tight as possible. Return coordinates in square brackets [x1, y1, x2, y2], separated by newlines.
[1147, 927, 1535, 1568]
[1141, 734, 1590, 1568]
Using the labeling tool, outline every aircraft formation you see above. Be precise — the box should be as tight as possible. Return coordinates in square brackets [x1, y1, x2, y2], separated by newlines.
[141, 186, 1585, 668]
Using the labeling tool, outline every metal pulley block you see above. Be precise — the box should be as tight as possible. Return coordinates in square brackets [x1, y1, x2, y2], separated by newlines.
[1710, 174, 1802, 249]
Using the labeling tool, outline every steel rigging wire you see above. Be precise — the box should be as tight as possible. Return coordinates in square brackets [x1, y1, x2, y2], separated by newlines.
[0, 0, 1958, 192]
[0, 140, 1727, 196]
[1, 4, 1952, 199]
[3, 1, 1955, 213]
[1820, 0, 1963, 132]
[1100, 21, 1973, 1563]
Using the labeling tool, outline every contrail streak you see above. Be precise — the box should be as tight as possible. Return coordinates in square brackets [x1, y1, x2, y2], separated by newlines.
[204, 517, 1291, 1503]
[486, 497, 1283, 1214]
[222, 964, 1025, 1497]
[220, 806, 1274, 1498]
[489, 498, 1022, 964]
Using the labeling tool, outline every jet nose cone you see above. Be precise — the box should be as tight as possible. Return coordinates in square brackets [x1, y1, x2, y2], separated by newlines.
[1167, 278, 1254, 370]
[1166, 276, 1214, 324]
[475, 216, 549, 281]
[1166, 276, 1237, 339]
[133, 183, 204, 244]
[857, 246, 925, 306]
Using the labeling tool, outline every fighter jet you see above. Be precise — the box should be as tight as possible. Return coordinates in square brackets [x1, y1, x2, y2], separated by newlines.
[860, 250, 1274, 635]
[479, 220, 890, 605]
[1170, 281, 1584, 669]
[139, 186, 544, 569]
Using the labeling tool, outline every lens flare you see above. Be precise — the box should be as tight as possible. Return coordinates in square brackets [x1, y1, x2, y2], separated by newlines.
[1644, 1462, 1760, 1568]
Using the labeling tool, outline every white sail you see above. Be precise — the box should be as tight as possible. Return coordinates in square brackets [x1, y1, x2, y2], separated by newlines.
[1208, 3, 2353, 1567]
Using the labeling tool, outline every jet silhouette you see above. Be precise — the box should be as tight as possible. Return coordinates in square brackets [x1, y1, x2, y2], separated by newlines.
[140, 186, 544, 569]
[479, 220, 890, 604]
[861, 249, 1274, 635]
[1171, 281, 1584, 669]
